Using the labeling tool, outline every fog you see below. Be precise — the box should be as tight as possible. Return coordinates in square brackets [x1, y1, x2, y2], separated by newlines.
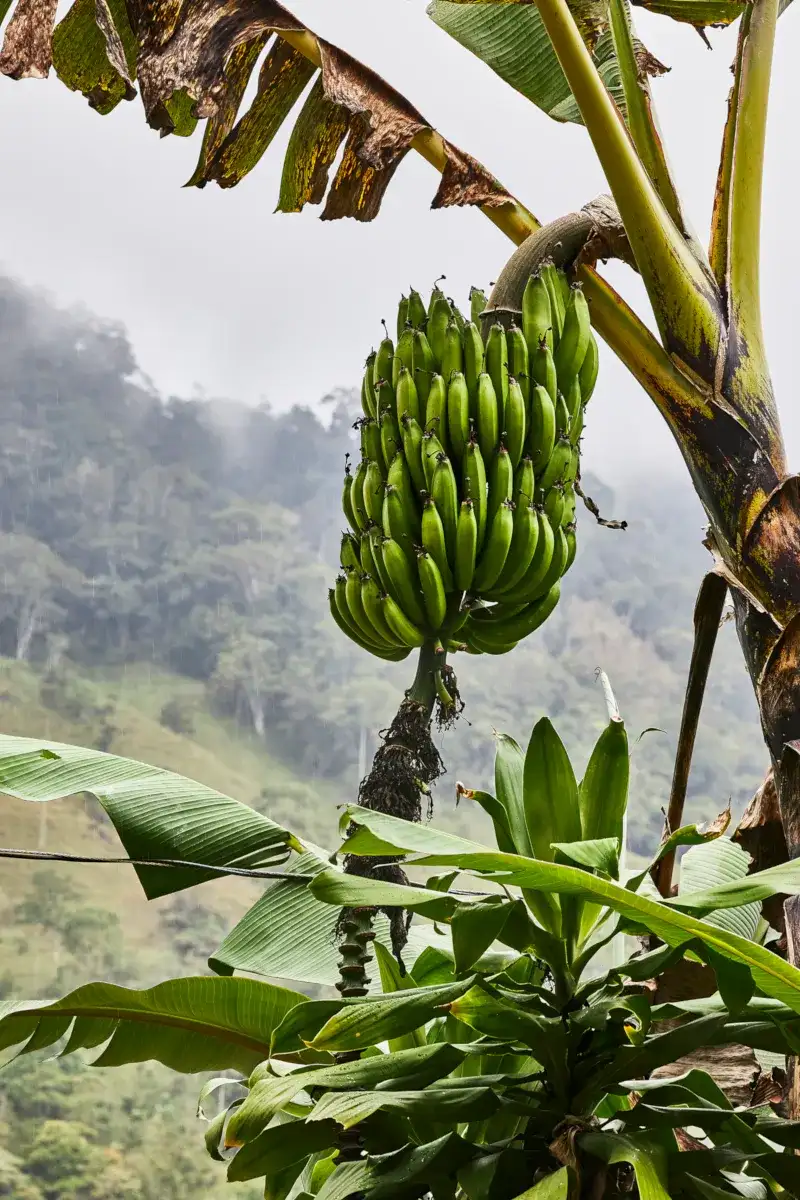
[0, 0, 796, 489]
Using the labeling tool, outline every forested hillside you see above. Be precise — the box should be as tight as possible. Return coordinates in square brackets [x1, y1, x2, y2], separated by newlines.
[0, 275, 769, 1197]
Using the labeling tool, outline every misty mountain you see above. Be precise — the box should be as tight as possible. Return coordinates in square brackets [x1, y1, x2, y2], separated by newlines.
[0, 272, 767, 855]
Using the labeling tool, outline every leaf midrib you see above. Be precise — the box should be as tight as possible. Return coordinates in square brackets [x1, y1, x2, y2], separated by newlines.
[13, 1005, 275, 1056]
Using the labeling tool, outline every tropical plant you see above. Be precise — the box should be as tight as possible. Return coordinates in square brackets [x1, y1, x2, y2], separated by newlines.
[2, 0, 797, 855]
[4, 695, 800, 1196]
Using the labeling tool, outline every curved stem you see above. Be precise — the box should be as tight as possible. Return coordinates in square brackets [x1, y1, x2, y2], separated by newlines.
[534, 0, 723, 375]
[728, 0, 778, 369]
[709, 10, 750, 293]
[607, 0, 684, 233]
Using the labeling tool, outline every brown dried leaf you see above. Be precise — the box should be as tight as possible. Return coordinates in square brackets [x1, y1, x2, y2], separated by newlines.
[203, 40, 315, 189]
[743, 475, 800, 626]
[433, 144, 510, 210]
[130, 0, 306, 131]
[186, 32, 268, 187]
[758, 612, 800, 763]
[276, 76, 350, 212]
[322, 120, 410, 223]
[0, 0, 59, 79]
[317, 40, 426, 171]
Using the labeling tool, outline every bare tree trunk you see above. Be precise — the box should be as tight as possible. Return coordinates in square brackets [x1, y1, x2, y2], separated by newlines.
[16, 598, 42, 660]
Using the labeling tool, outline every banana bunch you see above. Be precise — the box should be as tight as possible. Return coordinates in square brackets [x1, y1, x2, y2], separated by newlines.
[329, 267, 598, 659]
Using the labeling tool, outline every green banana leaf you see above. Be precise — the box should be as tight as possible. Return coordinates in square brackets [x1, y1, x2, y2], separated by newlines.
[323, 807, 800, 1012]
[228, 1042, 471, 1145]
[523, 718, 581, 860]
[580, 1131, 671, 1200]
[678, 838, 761, 941]
[0, 976, 305, 1077]
[209, 845, 455, 987]
[427, 1, 629, 126]
[513, 1168, 570, 1199]
[0, 733, 296, 898]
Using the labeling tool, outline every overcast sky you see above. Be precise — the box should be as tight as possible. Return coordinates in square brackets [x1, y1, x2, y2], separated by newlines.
[0, 0, 796, 491]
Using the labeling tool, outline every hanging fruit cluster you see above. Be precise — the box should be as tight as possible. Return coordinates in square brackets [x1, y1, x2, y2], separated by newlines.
[329, 267, 598, 659]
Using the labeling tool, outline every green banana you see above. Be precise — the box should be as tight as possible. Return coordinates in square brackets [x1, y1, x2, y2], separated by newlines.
[507, 323, 529, 404]
[526, 525, 568, 602]
[522, 272, 553, 355]
[329, 585, 407, 661]
[425, 373, 449, 454]
[380, 407, 402, 471]
[492, 500, 539, 593]
[350, 458, 369, 531]
[539, 434, 572, 491]
[564, 444, 580, 485]
[569, 399, 585, 448]
[396, 365, 420, 422]
[473, 499, 514, 592]
[374, 336, 394, 390]
[566, 374, 582, 428]
[362, 353, 377, 418]
[396, 296, 409, 342]
[345, 568, 378, 642]
[382, 537, 427, 626]
[413, 330, 436, 409]
[360, 529, 377, 578]
[393, 327, 415, 388]
[451, 302, 466, 334]
[513, 456, 535, 511]
[441, 319, 464, 382]
[487, 509, 554, 604]
[342, 465, 358, 535]
[431, 453, 459, 560]
[531, 339, 557, 404]
[463, 436, 488, 550]
[407, 288, 427, 329]
[579, 333, 599, 404]
[455, 498, 478, 592]
[417, 550, 447, 629]
[369, 528, 394, 597]
[504, 377, 527, 470]
[487, 442, 514, 531]
[554, 283, 591, 384]
[465, 627, 519, 655]
[387, 453, 420, 534]
[562, 482, 577, 527]
[382, 482, 416, 558]
[401, 414, 427, 497]
[466, 583, 561, 648]
[421, 495, 455, 591]
[470, 286, 488, 326]
[544, 482, 565, 528]
[383, 594, 426, 648]
[541, 264, 565, 339]
[486, 323, 509, 425]
[422, 429, 446, 490]
[528, 384, 556, 470]
[427, 289, 452, 367]
[361, 573, 401, 645]
[463, 321, 485, 411]
[476, 372, 500, 463]
[564, 524, 577, 573]
[340, 531, 361, 572]
[447, 371, 470, 462]
[361, 417, 383, 470]
[555, 392, 571, 439]
[363, 459, 385, 524]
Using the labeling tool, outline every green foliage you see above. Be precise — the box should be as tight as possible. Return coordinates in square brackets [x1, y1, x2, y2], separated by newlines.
[3, 701, 799, 1197]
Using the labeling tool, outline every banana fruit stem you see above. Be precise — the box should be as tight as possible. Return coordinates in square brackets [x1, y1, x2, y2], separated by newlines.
[408, 642, 445, 718]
